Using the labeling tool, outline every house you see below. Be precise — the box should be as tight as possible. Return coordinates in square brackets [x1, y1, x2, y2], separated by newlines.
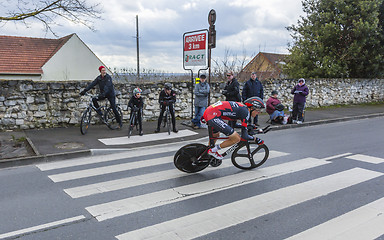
[239, 52, 288, 81]
[0, 33, 111, 81]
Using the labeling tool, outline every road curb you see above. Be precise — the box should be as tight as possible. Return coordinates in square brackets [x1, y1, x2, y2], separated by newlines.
[1, 113, 383, 168]
[0, 149, 91, 169]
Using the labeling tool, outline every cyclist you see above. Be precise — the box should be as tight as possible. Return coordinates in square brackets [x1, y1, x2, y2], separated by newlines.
[202, 97, 265, 160]
[128, 87, 144, 136]
[80, 66, 122, 129]
[155, 83, 178, 133]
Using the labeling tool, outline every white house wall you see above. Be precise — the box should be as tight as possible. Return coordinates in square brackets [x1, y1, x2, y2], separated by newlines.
[41, 34, 111, 81]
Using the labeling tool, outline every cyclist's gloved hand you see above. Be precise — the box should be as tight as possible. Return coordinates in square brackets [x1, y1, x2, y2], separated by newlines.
[255, 137, 264, 145]
[247, 126, 256, 136]
[80, 90, 86, 96]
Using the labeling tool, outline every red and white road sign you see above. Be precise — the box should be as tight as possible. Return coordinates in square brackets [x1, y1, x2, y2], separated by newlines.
[183, 30, 208, 69]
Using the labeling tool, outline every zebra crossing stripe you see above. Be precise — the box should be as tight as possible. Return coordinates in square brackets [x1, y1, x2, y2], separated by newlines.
[36, 144, 184, 171]
[286, 197, 384, 240]
[115, 168, 383, 240]
[48, 156, 173, 182]
[64, 150, 289, 198]
[0, 215, 86, 239]
[346, 154, 384, 164]
[87, 158, 329, 221]
[98, 129, 198, 146]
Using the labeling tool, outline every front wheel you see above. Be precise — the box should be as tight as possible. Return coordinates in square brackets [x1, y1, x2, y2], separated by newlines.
[174, 143, 211, 173]
[231, 142, 269, 170]
[80, 108, 92, 135]
[105, 106, 123, 130]
[128, 113, 135, 138]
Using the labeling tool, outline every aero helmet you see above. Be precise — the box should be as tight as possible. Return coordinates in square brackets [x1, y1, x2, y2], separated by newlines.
[133, 87, 142, 95]
[244, 97, 265, 109]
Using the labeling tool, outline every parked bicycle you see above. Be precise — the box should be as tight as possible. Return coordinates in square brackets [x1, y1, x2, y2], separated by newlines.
[128, 107, 142, 138]
[80, 93, 123, 135]
[162, 105, 172, 135]
[174, 125, 271, 173]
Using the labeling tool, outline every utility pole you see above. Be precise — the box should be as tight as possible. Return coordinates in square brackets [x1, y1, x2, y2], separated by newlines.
[136, 15, 140, 82]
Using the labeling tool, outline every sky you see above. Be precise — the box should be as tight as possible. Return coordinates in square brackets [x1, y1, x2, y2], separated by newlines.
[0, 0, 304, 73]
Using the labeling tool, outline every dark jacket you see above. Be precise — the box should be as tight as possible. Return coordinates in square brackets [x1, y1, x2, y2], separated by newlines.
[128, 95, 144, 109]
[242, 77, 264, 101]
[223, 78, 241, 102]
[291, 83, 309, 103]
[84, 73, 115, 98]
[159, 89, 176, 105]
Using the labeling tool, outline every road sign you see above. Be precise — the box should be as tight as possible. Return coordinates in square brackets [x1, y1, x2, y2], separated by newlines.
[183, 29, 208, 70]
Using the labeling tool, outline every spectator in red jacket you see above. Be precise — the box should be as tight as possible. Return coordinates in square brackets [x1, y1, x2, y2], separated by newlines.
[266, 90, 285, 124]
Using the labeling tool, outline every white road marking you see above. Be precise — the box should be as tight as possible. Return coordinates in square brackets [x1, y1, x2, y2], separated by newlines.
[64, 150, 289, 198]
[36, 144, 186, 171]
[0, 215, 86, 239]
[98, 129, 198, 145]
[286, 197, 384, 240]
[87, 158, 329, 221]
[47, 156, 173, 182]
[115, 168, 383, 240]
[346, 154, 384, 164]
[321, 153, 352, 161]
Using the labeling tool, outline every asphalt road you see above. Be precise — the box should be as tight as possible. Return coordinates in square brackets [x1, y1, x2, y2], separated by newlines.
[1, 116, 384, 240]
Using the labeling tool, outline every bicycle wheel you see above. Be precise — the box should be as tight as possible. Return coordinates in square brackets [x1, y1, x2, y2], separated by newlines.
[128, 112, 135, 138]
[105, 106, 123, 130]
[174, 143, 211, 173]
[231, 142, 269, 170]
[80, 108, 92, 135]
[167, 108, 171, 135]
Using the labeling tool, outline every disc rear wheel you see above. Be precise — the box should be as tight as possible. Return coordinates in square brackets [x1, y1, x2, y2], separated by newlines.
[174, 143, 211, 173]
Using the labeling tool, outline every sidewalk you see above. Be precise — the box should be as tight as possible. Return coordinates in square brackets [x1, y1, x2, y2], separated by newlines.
[1, 103, 383, 166]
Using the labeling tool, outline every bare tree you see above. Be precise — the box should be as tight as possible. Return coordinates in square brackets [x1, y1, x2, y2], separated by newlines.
[212, 46, 255, 82]
[0, 0, 101, 36]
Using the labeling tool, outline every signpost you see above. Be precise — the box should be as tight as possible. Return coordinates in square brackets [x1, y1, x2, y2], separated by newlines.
[183, 9, 216, 118]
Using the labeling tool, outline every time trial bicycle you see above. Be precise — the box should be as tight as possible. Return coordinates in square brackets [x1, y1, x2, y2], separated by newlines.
[174, 125, 271, 173]
[80, 93, 123, 135]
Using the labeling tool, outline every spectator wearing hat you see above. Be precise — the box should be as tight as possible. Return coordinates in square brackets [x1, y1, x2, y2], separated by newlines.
[80, 66, 122, 128]
[291, 78, 309, 124]
[266, 90, 285, 124]
[155, 83, 178, 133]
[191, 74, 210, 129]
[242, 72, 264, 126]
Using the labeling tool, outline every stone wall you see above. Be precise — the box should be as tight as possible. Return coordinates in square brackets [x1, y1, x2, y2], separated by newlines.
[0, 78, 383, 130]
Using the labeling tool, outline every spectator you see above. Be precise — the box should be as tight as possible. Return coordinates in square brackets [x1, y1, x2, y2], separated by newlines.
[222, 71, 241, 102]
[155, 83, 178, 133]
[128, 87, 144, 136]
[242, 72, 264, 126]
[291, 78, 309, 124]
[191, 74, 210, 129]
[266, 90, 285, 124]
[80, 66, 122, 129]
